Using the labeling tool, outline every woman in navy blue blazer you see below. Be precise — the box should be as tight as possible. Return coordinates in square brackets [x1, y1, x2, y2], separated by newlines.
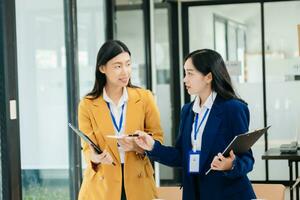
[135, 49, 256, 200]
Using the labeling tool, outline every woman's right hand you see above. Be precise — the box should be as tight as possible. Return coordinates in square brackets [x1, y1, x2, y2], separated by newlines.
[89, 145, 114, 165]
[134, 130, 155, 151]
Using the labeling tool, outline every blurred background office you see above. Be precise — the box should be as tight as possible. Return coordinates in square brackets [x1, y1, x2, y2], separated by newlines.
[1, 0, 300, 199]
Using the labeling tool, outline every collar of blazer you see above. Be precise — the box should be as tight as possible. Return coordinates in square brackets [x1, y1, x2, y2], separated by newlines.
[89, 87, 142, 164]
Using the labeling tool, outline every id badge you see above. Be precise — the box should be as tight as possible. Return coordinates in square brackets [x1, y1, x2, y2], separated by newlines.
[188, 150, 200, 173]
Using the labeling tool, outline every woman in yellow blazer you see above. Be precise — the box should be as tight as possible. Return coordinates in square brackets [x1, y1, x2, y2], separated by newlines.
[78, 40, 163, 200]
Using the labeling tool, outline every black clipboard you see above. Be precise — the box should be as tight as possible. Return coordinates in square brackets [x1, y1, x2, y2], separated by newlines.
[205, 126, 271, 175]
[68, 123, 102, 154]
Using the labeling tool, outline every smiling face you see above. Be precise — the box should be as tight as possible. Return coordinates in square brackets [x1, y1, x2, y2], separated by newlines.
[99, 52, 132, 88]
[183, 58, 212, 96]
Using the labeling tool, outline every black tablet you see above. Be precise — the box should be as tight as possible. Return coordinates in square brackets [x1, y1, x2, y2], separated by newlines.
[68, 123, 102, 154]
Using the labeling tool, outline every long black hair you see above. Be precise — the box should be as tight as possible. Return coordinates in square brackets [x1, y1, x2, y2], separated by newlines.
[86, 40, 136, 99]
[185, 49, 246, 104]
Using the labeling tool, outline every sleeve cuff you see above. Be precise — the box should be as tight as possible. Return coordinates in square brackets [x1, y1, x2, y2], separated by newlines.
[222, 157, 237, 177]
[146, 140, 161, 157]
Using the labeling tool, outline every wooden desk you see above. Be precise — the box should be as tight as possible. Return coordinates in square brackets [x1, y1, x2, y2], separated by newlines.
[262, 148, 300, 200]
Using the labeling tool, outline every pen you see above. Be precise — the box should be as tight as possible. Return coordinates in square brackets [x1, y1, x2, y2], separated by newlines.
[127, 133, 153, 137]
[205, 168, 212, 175]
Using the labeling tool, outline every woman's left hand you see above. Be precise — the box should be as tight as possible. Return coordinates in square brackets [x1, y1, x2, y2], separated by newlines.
[210, 150, 236, 171]
[117, 136, 144, 154]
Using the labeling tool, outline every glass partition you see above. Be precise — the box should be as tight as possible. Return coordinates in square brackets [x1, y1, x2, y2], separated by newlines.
[15, 0, 70, 199]
[265, 1, 300, 180]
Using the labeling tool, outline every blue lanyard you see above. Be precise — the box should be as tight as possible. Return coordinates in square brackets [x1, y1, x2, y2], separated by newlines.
[107, 102, 125, 133]
[193, 108, 209, 140]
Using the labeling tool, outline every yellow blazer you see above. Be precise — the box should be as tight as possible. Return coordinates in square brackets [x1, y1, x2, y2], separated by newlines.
[78, 87, 163, 200]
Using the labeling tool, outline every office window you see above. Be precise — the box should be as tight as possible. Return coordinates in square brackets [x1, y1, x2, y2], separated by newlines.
[214, 18, 227, 60]
[189, 3, 264, 180]
[15, 0, 70, 199]
[214, 15, 247, 83]
[265, 1, 300, 180]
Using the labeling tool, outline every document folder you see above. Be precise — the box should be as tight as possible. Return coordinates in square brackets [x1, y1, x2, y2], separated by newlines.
[205, 126, 271, 175]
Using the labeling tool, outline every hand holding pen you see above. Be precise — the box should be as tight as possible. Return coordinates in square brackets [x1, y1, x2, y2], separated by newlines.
[206, 150, 235, 174]
[134, 130, 155, 151]
[210, 150, 235, 171]
[116, 132, 152, 153]
[117, 136, 137, 152]
[127, 133, 153, 137]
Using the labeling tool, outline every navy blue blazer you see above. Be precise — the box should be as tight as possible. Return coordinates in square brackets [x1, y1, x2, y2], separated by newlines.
[148, 95, 256, 200]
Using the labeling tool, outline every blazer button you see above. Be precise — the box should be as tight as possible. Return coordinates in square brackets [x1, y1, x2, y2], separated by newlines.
[99, 176, 104, 181]
[138, 172, 142, 178]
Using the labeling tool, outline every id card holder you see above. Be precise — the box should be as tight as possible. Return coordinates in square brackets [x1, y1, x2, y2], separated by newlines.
[188, 150, 200, 174]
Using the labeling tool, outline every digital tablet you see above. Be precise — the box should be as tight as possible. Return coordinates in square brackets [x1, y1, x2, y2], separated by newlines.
[68, 123, 102, 154]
